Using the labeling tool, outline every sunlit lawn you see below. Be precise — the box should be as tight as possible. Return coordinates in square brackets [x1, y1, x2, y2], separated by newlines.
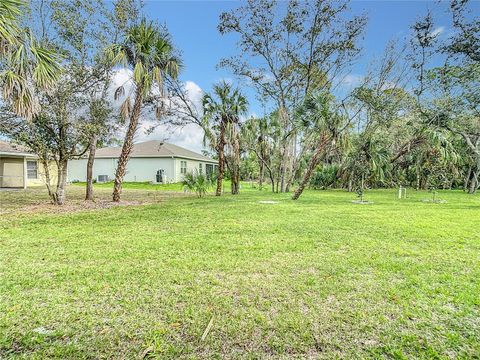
[73, 181, 186, 191]
[0, 185, 479, 358]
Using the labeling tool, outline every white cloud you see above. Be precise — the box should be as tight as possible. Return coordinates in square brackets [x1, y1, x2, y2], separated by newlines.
[135, 122, 206, 153]
[183, 80, 203, 109]
[109, 70, 207, 153]
[430, 26, 445, 38]
[380, 81, 398, 91]
[341, 74, 363, 87]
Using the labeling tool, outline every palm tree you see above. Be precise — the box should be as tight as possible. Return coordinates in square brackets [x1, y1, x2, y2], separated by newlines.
[0, 0, 21, 52]
[106, 19, 181, 202]
[0, 0, 61, 119]
[241, 117, 269, 189]
[291, 92, 347, 200]
[202, 81, 248, 196]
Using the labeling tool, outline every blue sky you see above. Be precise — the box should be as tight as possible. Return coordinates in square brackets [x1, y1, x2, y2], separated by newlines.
[129, 1, 477, 150]
[144, 1, 460, 97]
[134, 0, 472, 150]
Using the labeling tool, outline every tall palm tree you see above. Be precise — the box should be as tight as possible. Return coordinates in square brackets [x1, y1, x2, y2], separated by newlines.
[106, 19, 181, 202]
[241, 117, 268, 189]
[202, 81, 248, 196]
[0, 0, 61, 119]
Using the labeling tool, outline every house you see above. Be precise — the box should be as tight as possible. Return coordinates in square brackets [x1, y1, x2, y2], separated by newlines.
[67, 140, 217, 183]
[0, 141, 52, 188]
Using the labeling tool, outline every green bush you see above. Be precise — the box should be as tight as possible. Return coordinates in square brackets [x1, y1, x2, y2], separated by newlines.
[183, 172, 212, 197]
[309, 164, 340, 189]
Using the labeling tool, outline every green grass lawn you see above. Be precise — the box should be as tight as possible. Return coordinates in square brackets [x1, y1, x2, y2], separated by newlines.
[0, 186, 479, 359]
[72, 181, 186, 191]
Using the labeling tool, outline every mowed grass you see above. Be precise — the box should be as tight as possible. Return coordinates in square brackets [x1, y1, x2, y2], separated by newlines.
[72, 181, 186, 191]
[0, 185, 479, 359]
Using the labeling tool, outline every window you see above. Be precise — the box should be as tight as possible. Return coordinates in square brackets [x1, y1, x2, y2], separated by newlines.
[180, 161, 187, 175]
[27, 161, 38, 179]
[97, 175, 109, 183]
[206, 164, 214, 177]
[199, 163, 203, 174]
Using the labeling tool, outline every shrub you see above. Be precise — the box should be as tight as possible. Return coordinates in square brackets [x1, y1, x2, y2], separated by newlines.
[309, 164, 340, 189]
[183, 172, 212, 198]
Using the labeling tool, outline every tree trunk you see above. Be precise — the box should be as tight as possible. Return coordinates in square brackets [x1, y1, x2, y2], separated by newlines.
[85, 134, 97, 201]
[468, 156, 480, 194]
[292, 134, 328, 200]
[348, 178, 353, 192]
[41, 158, 53, 198]
[113, 86, 143, 202]
[259, 160, 264, 189]
[460, 134, 480, 195]
[279, 154, 286, 192]
[468, 168, 479, 194]
[216, 118, 226, 196]
[231, 128, 241, 195]
[464, 166, 472, 192]
[51, 159, 68, 205]
[415, 165, 421, 191]
[278, 105, 290, 193]
[280, 139, 293, 193]
[285, 133, 297, 192]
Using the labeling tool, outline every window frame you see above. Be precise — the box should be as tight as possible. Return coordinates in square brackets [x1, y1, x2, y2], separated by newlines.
[26, 160, 38, 179]
[180, 160, 187, 175]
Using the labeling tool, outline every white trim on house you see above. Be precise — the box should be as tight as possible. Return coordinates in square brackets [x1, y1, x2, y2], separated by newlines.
[0, 151, 37, 158]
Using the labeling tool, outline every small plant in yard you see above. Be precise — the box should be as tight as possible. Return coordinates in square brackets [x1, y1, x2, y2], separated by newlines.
[352, 174, 374, 204]
[183, 172, 212, 197]
[423, 172, 448, 203]
[356, 175, 366, 202]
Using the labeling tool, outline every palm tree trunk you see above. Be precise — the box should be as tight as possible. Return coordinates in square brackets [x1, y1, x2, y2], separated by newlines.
[279, 145, 288, 193]
[279, 105, 290, 193]
[85, 134, 97, 201]
[113, 86, 143, 202]
[231, 129, 241, 195]
[292, 134, 329, 200]
[216, 119, 226, 196]
[415, 165, 421, 191]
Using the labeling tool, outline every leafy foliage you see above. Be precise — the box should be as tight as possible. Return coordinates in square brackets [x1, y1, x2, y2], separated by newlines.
[182, 172, 212, 198]
[309, 164, 340, 190]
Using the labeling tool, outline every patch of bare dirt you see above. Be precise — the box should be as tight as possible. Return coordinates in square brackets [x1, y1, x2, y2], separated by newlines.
[1, 199, 153, 216]
[0, 186, 194, 216]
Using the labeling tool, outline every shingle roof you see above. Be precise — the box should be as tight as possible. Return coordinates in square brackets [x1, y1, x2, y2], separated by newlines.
[95, 140, 215, 162]
[0, 140, 33, 155]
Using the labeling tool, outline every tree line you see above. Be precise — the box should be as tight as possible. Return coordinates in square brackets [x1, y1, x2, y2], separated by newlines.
[0, 0, 478, 205]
